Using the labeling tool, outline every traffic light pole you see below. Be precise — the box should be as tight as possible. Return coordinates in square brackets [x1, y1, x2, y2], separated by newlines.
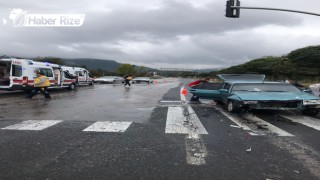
[232, 6, 320, 17]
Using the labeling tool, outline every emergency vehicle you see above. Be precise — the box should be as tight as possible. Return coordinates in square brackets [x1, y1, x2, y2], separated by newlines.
[0, 58, 77, 91]
[61, 66, 95, 86]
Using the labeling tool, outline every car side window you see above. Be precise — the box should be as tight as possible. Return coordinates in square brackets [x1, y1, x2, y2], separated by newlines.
[39, 68, 53, 77]
[64, 71, 74, 79]
[77, 71, 84, 76]
[223, 83, 231, 91]
[202, 83, 223, 90]
[12, 65, 22, 77]
[192, 83, 204, 89]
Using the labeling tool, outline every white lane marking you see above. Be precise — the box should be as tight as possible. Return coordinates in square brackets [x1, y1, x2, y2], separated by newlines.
[278, 113, 320, 131]
[185, 133, 208, 165]
[83, 121, 132, 132]
[242, 114, 294, 137]
[167, 84, 208, 165]
[165, 106, 208, 134]
[2, 120, 63, 130]
[214, 107, 252, 131]
[160, 100, 181, 103]
[1, 120, 37, 130]
[215, 107, 263, 136]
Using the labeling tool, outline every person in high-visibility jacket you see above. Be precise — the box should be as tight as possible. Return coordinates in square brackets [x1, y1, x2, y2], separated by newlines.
[26, 70, 51, 99]
[123, 74, 133, 87]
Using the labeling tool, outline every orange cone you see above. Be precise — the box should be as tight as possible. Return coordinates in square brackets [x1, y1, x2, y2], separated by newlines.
[181, 87, 187, 96]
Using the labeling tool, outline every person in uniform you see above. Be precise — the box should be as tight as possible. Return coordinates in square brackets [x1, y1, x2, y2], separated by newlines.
[26, 70, 51, 99]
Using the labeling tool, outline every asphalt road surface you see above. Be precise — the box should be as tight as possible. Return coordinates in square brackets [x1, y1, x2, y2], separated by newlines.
[0, 78, 320, 180]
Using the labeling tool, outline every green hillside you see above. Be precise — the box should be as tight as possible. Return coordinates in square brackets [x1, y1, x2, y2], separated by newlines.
[219, 45, 320, 82]
[61, 58, 121, 72]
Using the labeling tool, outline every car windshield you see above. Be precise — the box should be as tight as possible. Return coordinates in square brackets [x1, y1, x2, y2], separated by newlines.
[232, 83, 301, 92]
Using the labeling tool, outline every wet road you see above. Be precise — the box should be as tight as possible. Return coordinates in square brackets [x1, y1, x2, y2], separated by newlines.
[0, 78, 320, 180]
[0, 80, 178, 122]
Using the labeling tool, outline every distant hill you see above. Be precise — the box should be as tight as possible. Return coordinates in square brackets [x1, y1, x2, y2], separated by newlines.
[219, 45, 320, 81]
[194, 68, 224, 73]
[61, 58, 121, 72]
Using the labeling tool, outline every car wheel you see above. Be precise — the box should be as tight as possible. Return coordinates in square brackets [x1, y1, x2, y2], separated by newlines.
[227, 101, 240, 113]
[190, 95, 199, 102]
[89, 81, 94, 86]
[68, 83, 76, 90]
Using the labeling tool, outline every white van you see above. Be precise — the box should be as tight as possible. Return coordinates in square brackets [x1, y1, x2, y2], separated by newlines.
[0, 58, 77, 91]
[62, 66, 95, 86]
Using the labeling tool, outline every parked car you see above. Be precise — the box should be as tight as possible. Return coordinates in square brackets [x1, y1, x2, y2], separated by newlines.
[94, 76, 123, 84]
[131, 77, 153, 84]
[189, 74, 320, 115]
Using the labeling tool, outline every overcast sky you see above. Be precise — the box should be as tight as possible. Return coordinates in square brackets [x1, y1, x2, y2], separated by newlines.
[0, 0, 319, 69]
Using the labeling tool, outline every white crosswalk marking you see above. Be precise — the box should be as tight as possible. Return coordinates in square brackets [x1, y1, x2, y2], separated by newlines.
[1, 120, 63, 131]
[215, 107, 261, 136]
[214, 107, 252, 131]
[215, 107, 294, 136]
[278, 113, 320, 132]
[83, 121, 132, 132]
[241, 114, 294, 137]
[165, 106, 208, 134]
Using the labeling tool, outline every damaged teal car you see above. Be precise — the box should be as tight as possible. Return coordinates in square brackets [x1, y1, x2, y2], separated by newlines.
[189, 74, 320, 115]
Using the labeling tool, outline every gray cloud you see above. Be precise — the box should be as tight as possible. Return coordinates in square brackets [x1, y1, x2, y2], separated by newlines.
[0, 0, 319, 69]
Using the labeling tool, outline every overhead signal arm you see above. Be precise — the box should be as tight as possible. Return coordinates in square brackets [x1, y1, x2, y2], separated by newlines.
[226, 0, 320, 18]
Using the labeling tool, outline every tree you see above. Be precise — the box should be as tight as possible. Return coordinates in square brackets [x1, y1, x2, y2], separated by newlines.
[288, 45, 320, 80]
[116, 64, 136, 76]
[136, 66, 148, 76]
[288, 45, 320, 68]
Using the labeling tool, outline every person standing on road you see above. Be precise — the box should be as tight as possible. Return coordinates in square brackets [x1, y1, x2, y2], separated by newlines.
[26, 70, 51, 99]
[123, 74, 132, 87]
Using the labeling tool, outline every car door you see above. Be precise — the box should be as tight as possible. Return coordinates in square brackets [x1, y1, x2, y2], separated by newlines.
[219, 83, 232, 105]
[84, 71, 88, 82]
[189, 82, 223, 100]
[114, 77, 122, 83]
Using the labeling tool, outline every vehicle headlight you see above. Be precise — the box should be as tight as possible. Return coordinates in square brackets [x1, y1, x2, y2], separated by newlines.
[243, 101, 258, 104]
[303, 100, 320, 105]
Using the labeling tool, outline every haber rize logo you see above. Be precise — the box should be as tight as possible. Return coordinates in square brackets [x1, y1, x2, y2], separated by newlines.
[8, 9, 27, 27]
[2, 8, 85, 27]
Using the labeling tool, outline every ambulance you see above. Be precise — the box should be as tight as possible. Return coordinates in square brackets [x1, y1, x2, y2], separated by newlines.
[0, 58, 77, 91]
[61, 66, 95, 86]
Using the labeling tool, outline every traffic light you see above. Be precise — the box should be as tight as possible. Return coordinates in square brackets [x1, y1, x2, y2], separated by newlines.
[226, 0, 240, 18]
